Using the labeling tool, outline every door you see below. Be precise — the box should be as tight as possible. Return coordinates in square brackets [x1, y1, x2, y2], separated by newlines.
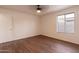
[0, 14, 14, 43]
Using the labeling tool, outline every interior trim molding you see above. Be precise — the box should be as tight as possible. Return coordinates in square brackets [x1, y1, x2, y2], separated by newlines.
[41, 34, 79, 45]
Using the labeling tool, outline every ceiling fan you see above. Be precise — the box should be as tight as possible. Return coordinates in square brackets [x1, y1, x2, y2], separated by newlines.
[36, 5, 42, 13]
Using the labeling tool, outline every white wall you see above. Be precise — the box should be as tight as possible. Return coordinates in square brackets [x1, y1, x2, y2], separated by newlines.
[41, 6, 79, 44]
[0, 8, 39, 43]
[13, 13, 39, 39]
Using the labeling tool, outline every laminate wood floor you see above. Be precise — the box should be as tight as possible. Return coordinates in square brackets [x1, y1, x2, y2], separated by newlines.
[0, 35, 79, 53]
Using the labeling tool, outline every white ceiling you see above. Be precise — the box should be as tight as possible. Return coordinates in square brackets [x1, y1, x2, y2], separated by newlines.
[0, 5, 73, 15]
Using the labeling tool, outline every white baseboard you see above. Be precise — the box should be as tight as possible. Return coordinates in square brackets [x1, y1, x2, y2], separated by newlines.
[42, 34, 79, 45]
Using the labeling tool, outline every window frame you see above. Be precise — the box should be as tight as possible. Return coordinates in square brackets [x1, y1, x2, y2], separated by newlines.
[56, 12, 75, 33]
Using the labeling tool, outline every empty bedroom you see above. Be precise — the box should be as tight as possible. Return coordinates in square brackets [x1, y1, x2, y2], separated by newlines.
[0, 5, 79, 53]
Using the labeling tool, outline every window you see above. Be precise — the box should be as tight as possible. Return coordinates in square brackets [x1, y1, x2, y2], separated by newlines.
[57, 15, 65, 32]
[57, 13, 75, 33]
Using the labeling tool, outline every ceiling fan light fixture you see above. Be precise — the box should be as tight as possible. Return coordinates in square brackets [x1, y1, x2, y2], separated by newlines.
[37, 9, 41, 13]
[36, 5, 41, 13]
